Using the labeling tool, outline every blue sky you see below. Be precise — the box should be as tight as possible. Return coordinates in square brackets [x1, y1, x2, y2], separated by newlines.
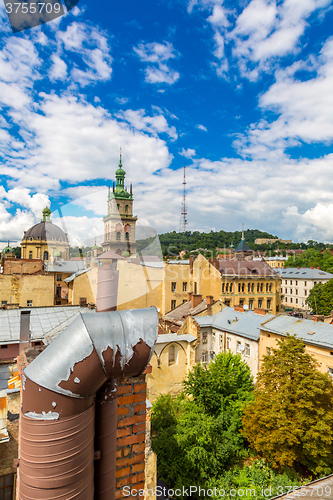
[1, 0, 333, 248]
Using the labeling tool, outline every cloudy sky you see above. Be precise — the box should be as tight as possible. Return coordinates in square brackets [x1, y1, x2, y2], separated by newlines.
[1, 0, 333, 247]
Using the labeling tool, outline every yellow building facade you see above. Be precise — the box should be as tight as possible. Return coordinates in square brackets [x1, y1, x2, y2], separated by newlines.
[190, 254, 282, 314]
[0, 274, 54, 308]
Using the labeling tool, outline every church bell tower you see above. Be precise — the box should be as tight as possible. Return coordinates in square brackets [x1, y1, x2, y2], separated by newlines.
[102, 153, 138, 256]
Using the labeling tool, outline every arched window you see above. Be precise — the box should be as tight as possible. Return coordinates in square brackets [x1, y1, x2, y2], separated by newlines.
[125, 232, 130, 241]
[29, 251, 33, 259]
[117, 204, 120, 211]
[169, 345, 176, 365]
[230, 283, 233, 293]
[125, 205, 128, 213]
[116, 232, 121, 241]
[43, 251, 48, 260]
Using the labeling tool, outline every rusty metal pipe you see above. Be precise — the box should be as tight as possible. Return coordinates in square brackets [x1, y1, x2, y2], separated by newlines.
[18, 307, 158, 499]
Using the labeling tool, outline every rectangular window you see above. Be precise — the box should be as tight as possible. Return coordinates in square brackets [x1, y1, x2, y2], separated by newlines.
[267, 299, 271, 309]
[183, 282, 187, 292]
[295, 280, 298, 286]
[202, 351, 208, 363]
[304, 281, 307, 287]
[258, 299, 263, 308]
[290, 298, 293, 303]
[248, 283, 250, 293]
[304, 290, 307, 296]
[219, 334, 223, 346]
[222, 283, 225, 293]
[230, 283, 233, 293]
[285, 280, 287, 285]
[171, 282, 176, 292]
[267, 347, 271, 355]
[227, 337, 231, 349]
[290, 280, 292, 285]
[202, 331, 208, 344]
[239, 299, 244, 306]
[0, 474, 14, 499]
[27, 300, 33, 307]
[1, 300, 7, 306]
[56, 274, 62, 281]
[249, 299, 253, 310]
[226, 283, 229, 292]
[328, 367, 333, 378]
[171, 300, 176, 310]
[237, 341, 243, 353]
[225, 300, 231, 306]
[245, 343, 250, 356]
[0, 345, 8, 349]
[295, 289, 298, 295]
[296, 298, 298, 304]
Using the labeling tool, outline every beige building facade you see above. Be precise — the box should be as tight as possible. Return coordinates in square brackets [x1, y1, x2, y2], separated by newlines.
[277, 267, 333, 311]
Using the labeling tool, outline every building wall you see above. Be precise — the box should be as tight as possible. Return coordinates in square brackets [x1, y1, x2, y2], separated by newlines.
[21, 239, 69, 260]
[190, 255, 281, 314]
[162, 262, 190, 315]
[281, 276, 331, 311]
[0, 343, 19, 362]
[259, 328, 333, 377]
[0, 274, 54, 308]
[2, 259, 44, 275]
[146, 340, 196, 402]
[70, 261, 163, 312]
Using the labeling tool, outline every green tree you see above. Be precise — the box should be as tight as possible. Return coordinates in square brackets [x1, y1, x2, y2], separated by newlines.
[152, 353, 254, 492]
[242, 335, 333, 475]
[306, 279, 333, 315]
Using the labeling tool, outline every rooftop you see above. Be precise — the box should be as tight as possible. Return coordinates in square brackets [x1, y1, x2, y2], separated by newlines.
[276, 267, 333, 280]
[261, 314, 333, 350]
[218, 259, 279, 278]
[0, 306, 95, 345]
[195, 307, 274, 341]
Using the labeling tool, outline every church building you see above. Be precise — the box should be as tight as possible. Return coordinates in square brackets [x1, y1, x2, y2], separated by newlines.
[102, 155, 137, 255]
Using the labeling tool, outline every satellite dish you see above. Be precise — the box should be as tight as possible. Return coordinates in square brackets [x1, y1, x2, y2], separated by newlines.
[243, 304, 249, 310]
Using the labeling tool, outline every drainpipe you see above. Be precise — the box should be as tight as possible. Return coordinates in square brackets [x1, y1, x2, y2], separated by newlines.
[18, 307, 158, 499]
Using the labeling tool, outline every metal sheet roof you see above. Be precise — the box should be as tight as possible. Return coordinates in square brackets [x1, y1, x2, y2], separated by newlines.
[45, 261, 87, 274]
[0, 306, 95, 344]
[195, 307, 274, 341]
[261, 315, 333, 349]
[276, 267, 333, 280]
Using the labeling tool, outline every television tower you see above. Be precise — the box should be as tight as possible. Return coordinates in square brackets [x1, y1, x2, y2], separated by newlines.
[179, 164, 188, 233]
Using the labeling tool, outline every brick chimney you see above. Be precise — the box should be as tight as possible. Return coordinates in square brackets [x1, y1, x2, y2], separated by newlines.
[187, 292, 193, 302]
[206, 296, 213, 315]
[313, 315, 324, 322]
[254, 308, 267, 315]
[234, 305, 245, 312]
[191, 294, 202, 309]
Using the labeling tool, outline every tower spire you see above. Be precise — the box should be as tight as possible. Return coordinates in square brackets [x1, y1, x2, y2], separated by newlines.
[179, 164, 188, 233]
[241, 223, 245, 240]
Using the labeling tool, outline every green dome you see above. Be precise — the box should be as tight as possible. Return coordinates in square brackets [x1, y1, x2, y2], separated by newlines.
[3, 245, 14, 254]
[115, 166, 126, 176]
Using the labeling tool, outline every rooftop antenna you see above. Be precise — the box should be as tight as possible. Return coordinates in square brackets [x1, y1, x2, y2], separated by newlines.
[179, 164, 188, 233]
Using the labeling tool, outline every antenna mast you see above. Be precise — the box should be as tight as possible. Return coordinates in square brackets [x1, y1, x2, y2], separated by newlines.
[179, 164, 188, 233]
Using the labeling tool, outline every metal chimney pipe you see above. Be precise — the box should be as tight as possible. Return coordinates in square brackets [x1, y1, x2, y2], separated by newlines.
[20, 310, 31, 355]
[18, 308, 158, 499]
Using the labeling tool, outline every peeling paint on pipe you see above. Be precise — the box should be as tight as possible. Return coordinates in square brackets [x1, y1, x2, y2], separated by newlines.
[18, 307, 158, 499]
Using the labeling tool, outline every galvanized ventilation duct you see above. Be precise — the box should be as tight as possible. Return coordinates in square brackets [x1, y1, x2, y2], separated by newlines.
[19, 307, 158, 500]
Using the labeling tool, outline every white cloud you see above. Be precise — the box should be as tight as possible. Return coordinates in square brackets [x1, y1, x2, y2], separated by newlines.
[49, 54, 68, 81]
[197, 124, 208, 132]
[190, 0, 331, 80]
[52, 215, 104, 247]
[180, 148, 196, 158]
[117, 108, 178, 140]
[134, 41, 180, 85]
[235, 38, 333, 158]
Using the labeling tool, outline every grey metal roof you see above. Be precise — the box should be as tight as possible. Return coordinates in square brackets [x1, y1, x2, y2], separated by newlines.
[163, 299, 209, 324]
[276, 267, 333, 280]
[64, 267, 91, 283]
[45, 260, 87, 274]
[0, 306, 95, 345]
[195, 307, 274, 341]
[156, 334, 197, 344]
[261, 315, 333, 349]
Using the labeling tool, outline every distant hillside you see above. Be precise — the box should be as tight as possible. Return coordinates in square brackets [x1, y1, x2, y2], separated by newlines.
[137, 229, 280, 257]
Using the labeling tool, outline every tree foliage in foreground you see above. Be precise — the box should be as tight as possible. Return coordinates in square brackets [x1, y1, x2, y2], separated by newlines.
[306, 278, 333, 315]
[151, 353, 255, 491]
[242, 335, 333, 476]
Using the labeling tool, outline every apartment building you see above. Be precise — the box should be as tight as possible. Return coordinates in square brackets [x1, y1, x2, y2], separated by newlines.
[277, 267, 333, 311]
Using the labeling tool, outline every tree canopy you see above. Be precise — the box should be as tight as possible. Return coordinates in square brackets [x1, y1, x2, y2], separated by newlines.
[151, 353, 254, 491]
[306, 279, 333, 315]
[242, 335, 333, 476]
[284, 248, 333, 273]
